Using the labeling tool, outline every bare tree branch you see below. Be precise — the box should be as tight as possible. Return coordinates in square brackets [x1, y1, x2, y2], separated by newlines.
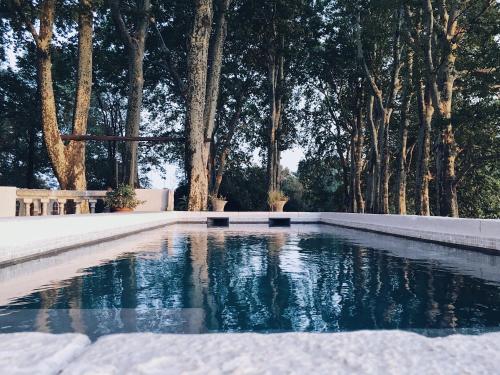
[110, 0, 133, 48]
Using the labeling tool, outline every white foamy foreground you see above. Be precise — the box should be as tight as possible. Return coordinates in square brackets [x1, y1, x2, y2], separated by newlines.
[1, 331, 500, 374]
[0, 333, 90, 375]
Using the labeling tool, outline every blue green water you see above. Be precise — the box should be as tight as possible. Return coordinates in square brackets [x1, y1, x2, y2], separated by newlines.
[1, 225, 500, 340]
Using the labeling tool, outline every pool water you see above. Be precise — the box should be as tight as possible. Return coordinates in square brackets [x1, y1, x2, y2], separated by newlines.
[1, 225, 500, 340]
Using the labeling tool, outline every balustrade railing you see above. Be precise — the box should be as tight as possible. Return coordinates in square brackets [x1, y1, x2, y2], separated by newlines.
[16, 189, 107, 216]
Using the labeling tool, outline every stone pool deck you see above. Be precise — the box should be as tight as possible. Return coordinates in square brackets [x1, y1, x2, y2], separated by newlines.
[2, 331, 500, 374]
[1, 212, 499, 266]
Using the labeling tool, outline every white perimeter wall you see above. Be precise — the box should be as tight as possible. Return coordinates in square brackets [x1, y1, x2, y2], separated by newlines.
[0, 211, 499, 266]
[0, 187, 17, 217]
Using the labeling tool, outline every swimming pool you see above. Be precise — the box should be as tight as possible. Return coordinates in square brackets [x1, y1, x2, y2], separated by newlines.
[1, 224, 500, 340]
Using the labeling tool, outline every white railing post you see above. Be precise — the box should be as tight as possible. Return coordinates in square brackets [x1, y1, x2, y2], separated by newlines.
[22, 198, 33, 217]
[74, 199, 83, 214]
[40, 198, 50, 216]
[88, 199, 97, 214]
[33, 199, 41, 216]
[57, 199, 67, 215]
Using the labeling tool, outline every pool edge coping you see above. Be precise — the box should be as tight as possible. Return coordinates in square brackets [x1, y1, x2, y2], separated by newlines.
[1, 212, 499, 267]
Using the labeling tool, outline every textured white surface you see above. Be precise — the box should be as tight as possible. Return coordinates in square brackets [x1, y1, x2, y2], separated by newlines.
[0, 333, 90, 375]
[59, 331, 500, 374]
[0, 187, 16, 217]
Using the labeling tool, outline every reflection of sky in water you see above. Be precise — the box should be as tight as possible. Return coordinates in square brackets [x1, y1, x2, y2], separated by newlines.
[1, 225, 500, 340]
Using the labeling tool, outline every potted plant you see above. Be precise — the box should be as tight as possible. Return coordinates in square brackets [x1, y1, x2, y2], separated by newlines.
[209, 193, 228, 212]
[268, 190, 288, 212]
[105, 184, 144, 212]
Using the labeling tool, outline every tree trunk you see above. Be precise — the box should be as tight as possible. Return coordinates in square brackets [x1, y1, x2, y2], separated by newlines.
[203, 0, 231, 188]
[349, 135, 357, 213]
[437, 124, 459, 217]
[422, 0, 459, 217]
[353, 86, 365, 213]
[415, 81, 432, 216]
[395, 47, 414, 215]
[123, 46, 146, 187]
[379, 113, 391, 214]
[210, 88, 245, 197]
[334, 134, 350, 212]
[366, 95, 380, 213]
[267, 38, 284, 194]
[31, 0, 93, 191]
[365, 155, 374, 213]
[186, 0, 213, 210]
[110, 0, 150, 188]
[356, 10, 402, 214]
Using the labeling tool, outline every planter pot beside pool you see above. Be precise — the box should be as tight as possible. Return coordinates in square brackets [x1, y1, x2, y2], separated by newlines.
[211, 199, 227, 212]
[271, 200, 287, 212]
[111, 207, 134, 213]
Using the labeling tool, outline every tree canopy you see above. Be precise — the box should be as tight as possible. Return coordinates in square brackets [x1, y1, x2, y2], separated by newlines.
[1, 0, 498, 217]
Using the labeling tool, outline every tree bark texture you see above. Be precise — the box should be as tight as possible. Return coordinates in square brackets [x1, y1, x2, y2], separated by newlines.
[26, 0, 93, 191]
[422, 0, 459, 217]
[186, 0, 214, 210]
[395, 46, 414, 215]
[267, 35, 284, 194]
[352, 84, 365, 213]
[110, 0, 151, 188]
[203, 0, 232, 197]
[366, 95, 380, 213]
[415, 81, 432, 216]
[356, 10, 403, 213]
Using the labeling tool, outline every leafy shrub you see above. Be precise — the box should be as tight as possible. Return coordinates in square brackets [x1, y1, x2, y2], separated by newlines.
[267, 190, 288, 206]
[105, 184, 144, 209]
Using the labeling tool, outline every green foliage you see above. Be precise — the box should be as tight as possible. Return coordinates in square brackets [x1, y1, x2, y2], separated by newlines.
[296, 157, 343, 212]
[104, 184, 144, 209]
[0, 66, 52, 188]
[281, 172, 306, 211]
[219, 165, 268, 211]
[1, 0, 498, 218]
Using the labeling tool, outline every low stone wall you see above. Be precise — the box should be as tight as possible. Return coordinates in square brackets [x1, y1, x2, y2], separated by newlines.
[134, 189, 174, 212]
[0, 211, 499, 267]
[0, 187, 174, 217]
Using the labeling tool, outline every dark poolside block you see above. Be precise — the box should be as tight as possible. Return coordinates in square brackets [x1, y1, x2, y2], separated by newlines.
[208, 217, 230, 227]
[269, 218, 291, 227]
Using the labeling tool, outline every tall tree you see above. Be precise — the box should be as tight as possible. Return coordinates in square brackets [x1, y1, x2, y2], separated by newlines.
[421, 0, 496, 217]
[110, 0, 151, 187]
[9, 0, 93, 190]
[185, 0, 213, 210]
[266, 18, 284, 194]
[356, 9, 403, 214]
[186, 0, 234, 210]
[395, 43, 414, 215]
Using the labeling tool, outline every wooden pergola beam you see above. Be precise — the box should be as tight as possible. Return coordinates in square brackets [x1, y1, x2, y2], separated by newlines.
[60, 134, 184, 142]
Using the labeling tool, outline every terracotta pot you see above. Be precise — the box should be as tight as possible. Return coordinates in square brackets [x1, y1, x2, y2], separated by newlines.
[211, 199, 227, 212]
[271, 200, 287, 212]
[111, 207, 134, 213]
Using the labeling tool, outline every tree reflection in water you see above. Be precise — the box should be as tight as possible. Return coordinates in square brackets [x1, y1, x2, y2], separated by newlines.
[1, 228, 500, 340]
